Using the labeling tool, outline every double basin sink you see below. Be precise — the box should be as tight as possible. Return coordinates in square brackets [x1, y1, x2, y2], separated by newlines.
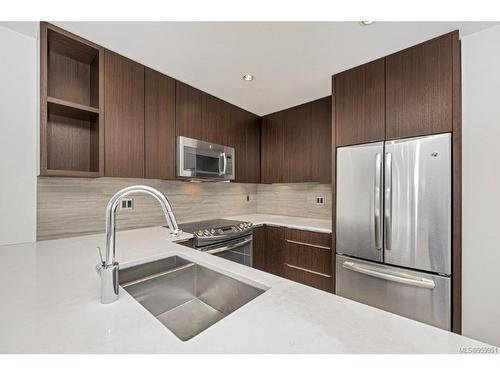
[119, 256, 266, 341]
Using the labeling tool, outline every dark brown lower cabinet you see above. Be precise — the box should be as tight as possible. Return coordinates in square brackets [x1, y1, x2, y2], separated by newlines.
[252, 226, 333, 292]
[252, 226, 267, 271]
[283, 228, 333, 292]
[252, 225, 285, 276]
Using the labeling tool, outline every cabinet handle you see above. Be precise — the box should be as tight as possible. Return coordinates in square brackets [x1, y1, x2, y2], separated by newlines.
[285, 239, 331, 250]
[285, 263, 332, 278]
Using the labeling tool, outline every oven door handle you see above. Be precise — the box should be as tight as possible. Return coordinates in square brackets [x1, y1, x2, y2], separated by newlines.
[205, 237, 252, 255]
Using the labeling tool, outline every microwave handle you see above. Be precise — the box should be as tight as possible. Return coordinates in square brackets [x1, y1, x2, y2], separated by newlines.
[220, 152, 227, 176]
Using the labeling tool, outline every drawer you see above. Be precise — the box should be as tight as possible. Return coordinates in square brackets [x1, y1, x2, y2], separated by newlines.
[283, 263, 332, 292]
[285, 228, 331, 248]
[285, 240, 332, 275]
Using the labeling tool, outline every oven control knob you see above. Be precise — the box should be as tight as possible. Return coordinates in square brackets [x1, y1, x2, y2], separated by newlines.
[196, 230, 204, 236]
[204, 230, 210, 236]
[210, 229, 215, 234]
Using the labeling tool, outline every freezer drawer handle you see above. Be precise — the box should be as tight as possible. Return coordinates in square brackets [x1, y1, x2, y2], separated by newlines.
[342, 261, 435, 289]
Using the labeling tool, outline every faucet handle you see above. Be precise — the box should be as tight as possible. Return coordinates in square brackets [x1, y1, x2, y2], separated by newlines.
[96, 246, 105, 265]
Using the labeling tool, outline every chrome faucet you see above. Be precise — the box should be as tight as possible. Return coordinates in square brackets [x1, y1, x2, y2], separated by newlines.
[96, 185, 181, 304]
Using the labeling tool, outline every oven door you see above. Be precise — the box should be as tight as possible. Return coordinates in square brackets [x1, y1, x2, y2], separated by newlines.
[177, 136, 234, 179]
[203, 235, 252, 267]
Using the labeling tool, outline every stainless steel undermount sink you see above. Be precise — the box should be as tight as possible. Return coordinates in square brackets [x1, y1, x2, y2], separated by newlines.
[119, 256, 266, 341]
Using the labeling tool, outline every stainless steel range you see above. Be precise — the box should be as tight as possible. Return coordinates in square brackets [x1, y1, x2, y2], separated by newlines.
[178, 219, 253, 266]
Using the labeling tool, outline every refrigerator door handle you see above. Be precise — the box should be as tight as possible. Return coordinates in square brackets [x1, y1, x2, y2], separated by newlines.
[385, 152, 393, 250]
[342, 261, 436, 289]
[374, 153, 382, 250]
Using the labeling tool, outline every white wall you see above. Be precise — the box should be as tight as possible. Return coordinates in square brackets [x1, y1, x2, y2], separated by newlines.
[462, 24, 500, 347]
[0, 25, 37, 245]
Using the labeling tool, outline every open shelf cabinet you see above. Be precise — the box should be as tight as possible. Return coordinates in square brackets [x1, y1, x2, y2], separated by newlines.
[40, 22, 104, 177]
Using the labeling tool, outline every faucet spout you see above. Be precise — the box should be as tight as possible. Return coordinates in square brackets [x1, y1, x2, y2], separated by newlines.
[98, 185, 180, 304]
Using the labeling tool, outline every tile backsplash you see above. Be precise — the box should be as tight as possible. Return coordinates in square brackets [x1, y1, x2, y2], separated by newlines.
[37, 177, 257, 240]
[37, 178, 332, 240]
[257, 183, 332, 220]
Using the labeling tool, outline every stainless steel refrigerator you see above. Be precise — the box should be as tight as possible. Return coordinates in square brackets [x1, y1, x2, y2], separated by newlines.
[335, 133, 451, 330]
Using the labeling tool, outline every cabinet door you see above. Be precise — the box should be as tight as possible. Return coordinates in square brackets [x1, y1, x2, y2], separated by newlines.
[311, 96, 332, 183]
[244, 116, 261, 183]
[233, 109, 261, 183]
[265, 226, 285, 276]
[144, 68, 176, 180]
[203, 94, 228, 145]
[284, 103, 312, 182]
[104, 50, 145, 178]
[252, 226, 267, 271]
[175, 81, 205, 140]
[334, 58, 385, 146]
[261, 111, 285, 183]
[386, 33, 453, 139]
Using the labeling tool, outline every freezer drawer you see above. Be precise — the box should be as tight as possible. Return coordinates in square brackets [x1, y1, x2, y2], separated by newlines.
[336, 255, 451, 330]
[336, 142, 384, 262]
[384, 133, 451, 274]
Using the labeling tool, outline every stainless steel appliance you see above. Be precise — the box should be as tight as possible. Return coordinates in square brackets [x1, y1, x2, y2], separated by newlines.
[177, 136, 235, 180]
[336, 133, 452, 330]
[179, 219, 253, 266]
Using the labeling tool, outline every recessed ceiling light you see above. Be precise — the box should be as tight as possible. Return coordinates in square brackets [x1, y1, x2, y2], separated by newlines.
[242, 74, 254, 81]
[360, 21, 375, 26]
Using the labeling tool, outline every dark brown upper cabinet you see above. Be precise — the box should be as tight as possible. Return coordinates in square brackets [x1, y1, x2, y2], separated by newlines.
[261, 110, 285, 184]
[385, 32, 454, 139]
[231, 108, 261, 183]
[42, 24, 262, 183]
[175, 81, 205, 140]
[104, 50, 145, 178]
[40, 22, 104, 177]
[203, 94, 225, 144]
[311, 97, 332, 183]
[334, 58, 385, 147]
[284, 102, 312, 183]
[242, 115, 261, 184]
[175, 81, 261, 183]
[261, 97, 331, 184]
[145, 68, 176, 180]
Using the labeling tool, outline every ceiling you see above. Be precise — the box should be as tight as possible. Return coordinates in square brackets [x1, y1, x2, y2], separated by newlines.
[2, 21, 498, 115]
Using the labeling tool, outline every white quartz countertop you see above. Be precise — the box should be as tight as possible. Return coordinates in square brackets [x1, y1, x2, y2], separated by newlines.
[0, 226, 489, 353]
[224, 214, 332, 233]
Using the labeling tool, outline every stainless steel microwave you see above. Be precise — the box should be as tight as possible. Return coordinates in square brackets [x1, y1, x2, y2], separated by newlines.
[176, 136, 235, 180]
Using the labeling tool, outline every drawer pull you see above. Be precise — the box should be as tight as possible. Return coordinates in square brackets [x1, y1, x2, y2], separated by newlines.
[285, 263, 332, 278]
[285, 239, 331, 250]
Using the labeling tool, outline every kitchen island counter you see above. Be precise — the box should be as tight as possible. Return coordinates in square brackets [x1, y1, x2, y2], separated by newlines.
[0, 226, 489, 353]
